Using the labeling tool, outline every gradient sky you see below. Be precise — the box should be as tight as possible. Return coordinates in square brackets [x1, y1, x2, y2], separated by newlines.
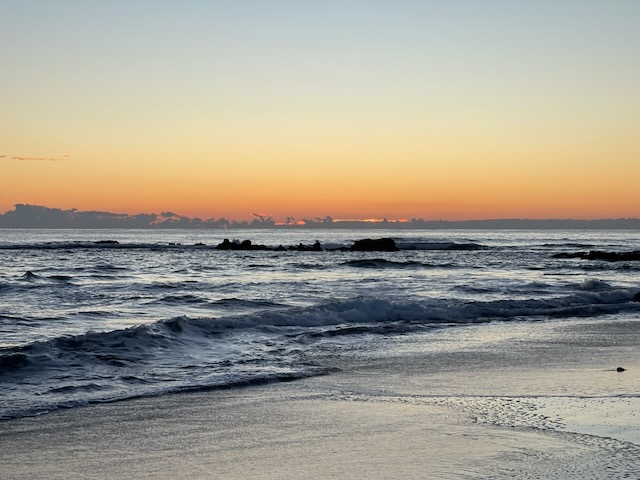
[2, 1, 639, 221]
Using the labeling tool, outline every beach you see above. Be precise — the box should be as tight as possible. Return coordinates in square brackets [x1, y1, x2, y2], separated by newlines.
[2, 315, 639, 479]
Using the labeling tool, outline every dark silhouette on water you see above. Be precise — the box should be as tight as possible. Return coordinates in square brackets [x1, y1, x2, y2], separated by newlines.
[216, 238, 399, 252]
[553, 250, 640, 261]
[351, 238, 399, 252]
[216, 239, 269, 251]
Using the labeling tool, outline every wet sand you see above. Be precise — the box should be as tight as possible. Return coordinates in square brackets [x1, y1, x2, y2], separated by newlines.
[1, 316, 639, 479]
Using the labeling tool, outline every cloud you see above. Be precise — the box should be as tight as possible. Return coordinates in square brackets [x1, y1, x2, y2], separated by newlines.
[1, 204, 639, 229]
[2, 154, 71, 162]
[12, 156, 62, 162]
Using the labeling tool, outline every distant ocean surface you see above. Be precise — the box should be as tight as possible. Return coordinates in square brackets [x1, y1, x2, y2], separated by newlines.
[1, 228, 639, 420]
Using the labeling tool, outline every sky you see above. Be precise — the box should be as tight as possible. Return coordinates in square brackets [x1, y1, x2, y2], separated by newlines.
[2, 0, 639, 221]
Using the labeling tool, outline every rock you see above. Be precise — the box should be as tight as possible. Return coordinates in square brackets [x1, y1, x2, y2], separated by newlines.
[290, 240, 322, 252]
[584, 250, 625, 261]
[216, 239, 235, 250]
[214, 237, 403, 252]
[351, 238, 398, 252]
[633, 292, 640, 302]
[616, 367, 626, 372]
[215, 239, 268, 250]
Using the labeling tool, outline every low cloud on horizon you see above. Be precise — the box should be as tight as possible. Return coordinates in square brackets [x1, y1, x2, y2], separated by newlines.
[0, 204, 639, 230]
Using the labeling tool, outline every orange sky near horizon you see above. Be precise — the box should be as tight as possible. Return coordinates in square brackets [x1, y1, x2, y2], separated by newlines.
[2, 1, 639, 222]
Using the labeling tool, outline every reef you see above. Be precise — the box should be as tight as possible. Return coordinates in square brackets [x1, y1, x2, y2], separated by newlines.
[215, 238, 399, 252]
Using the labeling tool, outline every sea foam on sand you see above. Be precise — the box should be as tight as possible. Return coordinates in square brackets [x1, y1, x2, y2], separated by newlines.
[1, 316, 639, 479]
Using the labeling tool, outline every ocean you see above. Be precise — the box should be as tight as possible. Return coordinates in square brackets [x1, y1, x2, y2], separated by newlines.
[1, 228, 639, 424]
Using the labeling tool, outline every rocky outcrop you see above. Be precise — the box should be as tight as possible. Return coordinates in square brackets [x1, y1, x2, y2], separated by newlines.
[215, 238, 400, 252]
[351, 238, 398, 252]
[278, 240, 322, 252]
[215, 239, 268, 251]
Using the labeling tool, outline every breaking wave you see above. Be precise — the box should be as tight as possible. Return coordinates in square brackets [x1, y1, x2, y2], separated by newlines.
[1, 288, 639, 420]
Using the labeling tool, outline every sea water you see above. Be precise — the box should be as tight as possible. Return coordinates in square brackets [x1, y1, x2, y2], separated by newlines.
[1, 229, 639, 421]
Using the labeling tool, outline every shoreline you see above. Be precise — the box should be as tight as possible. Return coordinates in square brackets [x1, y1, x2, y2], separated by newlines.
[1, 316, 639, 479]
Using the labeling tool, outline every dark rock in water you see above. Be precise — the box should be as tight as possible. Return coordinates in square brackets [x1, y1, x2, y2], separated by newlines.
[94, 240, 119, 245]
[584, 250, 640, 261]
[290, 240, 322, 252]
[351, 238, 398, 252]
[216, 239, 234, 250]
[216, 238, 319, 251]
[616, 367, 626, 372]
[215, 239, 268, 251]
[633, 292, 640, 302]
[553, 250, 640, 261]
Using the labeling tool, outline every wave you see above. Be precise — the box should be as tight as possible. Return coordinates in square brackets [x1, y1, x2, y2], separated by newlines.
[546, 263, 640, 273]
[342, 259, 450, 269]
[3, 288, 638, 373]
[150, 294, 208, 305]
[2, 289, 639, 420]
[212, 298, 286, 309]
[554, 250, 640, 261]
[292, 262, 329, 270]
[91, 264, 129, 272]
[148, 295, 286, 309]
[48, 274, 75, 282]
[13, 271, 77, 284]
[0, 314, 31, 322]
[0, 353, 28, 369]
[541, 242, 596, 248]
[0, 273, 79, 292]
[21, 271, 44, 281]
[578, 279, 615, 291]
